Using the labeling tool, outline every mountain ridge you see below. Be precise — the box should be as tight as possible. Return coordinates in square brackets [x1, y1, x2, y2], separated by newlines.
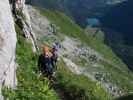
[26, 0, 126, 27]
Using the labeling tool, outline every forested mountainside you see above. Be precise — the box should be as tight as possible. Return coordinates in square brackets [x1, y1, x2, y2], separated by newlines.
[100, 0, 133, 70]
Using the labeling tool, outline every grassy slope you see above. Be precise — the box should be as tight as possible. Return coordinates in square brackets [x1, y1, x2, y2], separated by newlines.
[36, 8, 133, 93]
[2, 25, 58, 100]
[55, 60, 112, 100]
[37, 8, 127, 69]
[32, 7, 113, 99]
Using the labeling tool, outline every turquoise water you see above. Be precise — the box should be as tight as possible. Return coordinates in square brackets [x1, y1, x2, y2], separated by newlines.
[86, 18, 100, 26]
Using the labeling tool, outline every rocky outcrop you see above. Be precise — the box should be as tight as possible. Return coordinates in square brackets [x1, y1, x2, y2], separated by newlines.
[27, 6, 51, 38]
[14, 0, 38, 52]
[0, 0, 17, 99]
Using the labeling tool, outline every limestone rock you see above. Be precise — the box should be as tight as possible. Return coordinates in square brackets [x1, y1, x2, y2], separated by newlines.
[14, 0, 38, 52]
[0, 0, 17, 99]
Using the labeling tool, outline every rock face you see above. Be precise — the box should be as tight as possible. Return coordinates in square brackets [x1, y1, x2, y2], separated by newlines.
[0, 0, 17, 99]
[15, 0, 25, 9]
[21, 5, 38, 52]
[27, 6, 51, 38]
[15, 0, 38, 52]
[0, 0, 38, 99]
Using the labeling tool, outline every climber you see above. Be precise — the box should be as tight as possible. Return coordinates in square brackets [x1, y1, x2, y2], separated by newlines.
[51, 42, 61, 70]
[38, 44, 53, 78]
[38, 42, 60, 78]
